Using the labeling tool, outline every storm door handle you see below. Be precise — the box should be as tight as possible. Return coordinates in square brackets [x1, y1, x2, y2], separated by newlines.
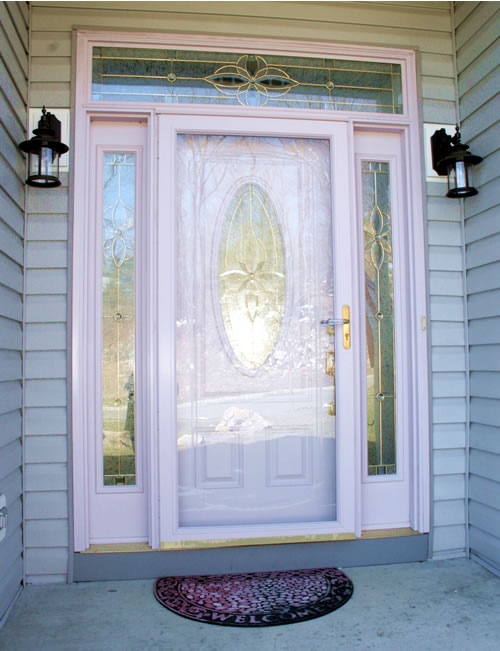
[321, 305, 351, 349]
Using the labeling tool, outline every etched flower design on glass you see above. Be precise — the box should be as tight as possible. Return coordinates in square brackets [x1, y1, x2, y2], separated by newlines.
[207, 54, 298, 106]
[103, 155, 135, 268]
[218, 183, 286, 369]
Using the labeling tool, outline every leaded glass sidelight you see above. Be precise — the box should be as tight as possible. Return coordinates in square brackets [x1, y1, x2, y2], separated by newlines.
[92, 47, 403, 113]
[362, 161, 396, 475]
[218, 183, 286, 369]
[102, 153, 136, 486]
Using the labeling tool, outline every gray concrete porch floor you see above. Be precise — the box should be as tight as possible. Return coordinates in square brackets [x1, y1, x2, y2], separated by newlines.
[1, 559, 499, 651]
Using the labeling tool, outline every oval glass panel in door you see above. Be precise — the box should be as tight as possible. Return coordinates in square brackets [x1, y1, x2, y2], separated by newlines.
[218, 183, 285, 369]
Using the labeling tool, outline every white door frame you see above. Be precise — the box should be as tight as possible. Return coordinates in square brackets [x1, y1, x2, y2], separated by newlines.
[72, 31, 430, 551]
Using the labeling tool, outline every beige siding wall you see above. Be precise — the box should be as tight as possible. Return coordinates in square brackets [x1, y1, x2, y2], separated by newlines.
[455, 0, 500, 574]
[26, 1, 466, 581]
[0, 0, 28, 620]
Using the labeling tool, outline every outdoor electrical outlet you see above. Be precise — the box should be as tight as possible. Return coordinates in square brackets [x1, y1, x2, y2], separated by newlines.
[0, 494, 7, 542]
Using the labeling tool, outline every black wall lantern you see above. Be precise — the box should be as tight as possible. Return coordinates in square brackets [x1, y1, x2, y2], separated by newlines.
[431, 126, 482, 198]
[18, 107, 69, 188]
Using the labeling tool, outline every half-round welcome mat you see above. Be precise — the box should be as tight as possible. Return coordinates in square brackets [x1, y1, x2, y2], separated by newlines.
[154, 567, 353, 627]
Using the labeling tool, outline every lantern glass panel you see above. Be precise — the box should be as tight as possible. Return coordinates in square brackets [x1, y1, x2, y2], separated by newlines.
[28, 150, 40, 178]
[53, 152, 60, 180]
[41, 146, 53, 177]
[28, 145, 61, 186]
[447, 162, 456, 194]
[455, 160, 467, 189]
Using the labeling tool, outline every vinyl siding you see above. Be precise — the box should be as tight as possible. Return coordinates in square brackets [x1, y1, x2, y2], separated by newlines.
[24, 174, 69, 585]
[455, 0, 500, 574]
[26, 0, 467, 580]
[0, 0, 27, 623]
[427, 179, 467, 559]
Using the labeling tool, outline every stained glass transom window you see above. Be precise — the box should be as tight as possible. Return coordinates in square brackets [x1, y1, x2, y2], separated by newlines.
[92, 47, 403, 113]
[102, 152, 137, 486]
[362, 161, 396, 476]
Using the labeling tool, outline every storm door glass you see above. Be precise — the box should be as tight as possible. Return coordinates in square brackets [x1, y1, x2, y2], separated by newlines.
[176, 134, 337, 527]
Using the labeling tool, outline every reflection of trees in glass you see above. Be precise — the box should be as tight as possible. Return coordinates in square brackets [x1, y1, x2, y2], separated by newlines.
[362, 162, 396, 475]
[175, 134, 334, 402]
[102, 153, 136, 486]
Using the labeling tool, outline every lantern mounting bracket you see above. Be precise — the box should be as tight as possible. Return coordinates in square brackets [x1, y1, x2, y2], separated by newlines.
[430, 127, 458, 176]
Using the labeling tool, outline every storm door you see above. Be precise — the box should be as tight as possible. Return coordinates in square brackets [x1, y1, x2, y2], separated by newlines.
[157, 115, 356, 544]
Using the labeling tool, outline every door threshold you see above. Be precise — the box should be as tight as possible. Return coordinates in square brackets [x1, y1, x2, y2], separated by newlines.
[74, 532, 429, 580]
[83, 542, 152, 554]
[361, 527, 420, 539]
[83, 528, 418, 553]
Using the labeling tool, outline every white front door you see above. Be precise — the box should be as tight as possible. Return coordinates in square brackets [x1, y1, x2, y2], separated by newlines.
[157, 115, 357, 545]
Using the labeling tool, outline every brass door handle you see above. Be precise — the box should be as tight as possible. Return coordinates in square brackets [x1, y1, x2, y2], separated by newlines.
[342, 304, 350, 349]
[321, 305, 350, 349]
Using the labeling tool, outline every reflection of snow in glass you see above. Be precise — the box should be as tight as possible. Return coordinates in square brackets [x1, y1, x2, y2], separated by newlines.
[215, 407, 271, 434]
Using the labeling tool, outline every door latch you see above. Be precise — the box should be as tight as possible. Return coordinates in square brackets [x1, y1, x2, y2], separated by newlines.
[325, 350, 335, 377]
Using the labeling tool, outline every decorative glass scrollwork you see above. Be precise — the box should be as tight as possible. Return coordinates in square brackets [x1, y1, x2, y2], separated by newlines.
[103, 154, 135, 268]
[362, 161, 396, 476]
[218, 183, 286, 369]
[102, 153, 137, 486]
[207, 54, 298, 106]
[92, 47, 403, 113]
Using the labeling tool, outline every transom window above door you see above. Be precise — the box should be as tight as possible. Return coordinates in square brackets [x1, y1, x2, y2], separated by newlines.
[91, 46, 403, 113]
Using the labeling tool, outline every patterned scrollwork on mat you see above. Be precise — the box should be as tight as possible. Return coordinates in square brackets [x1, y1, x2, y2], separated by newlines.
[154, 568, 353, 627]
